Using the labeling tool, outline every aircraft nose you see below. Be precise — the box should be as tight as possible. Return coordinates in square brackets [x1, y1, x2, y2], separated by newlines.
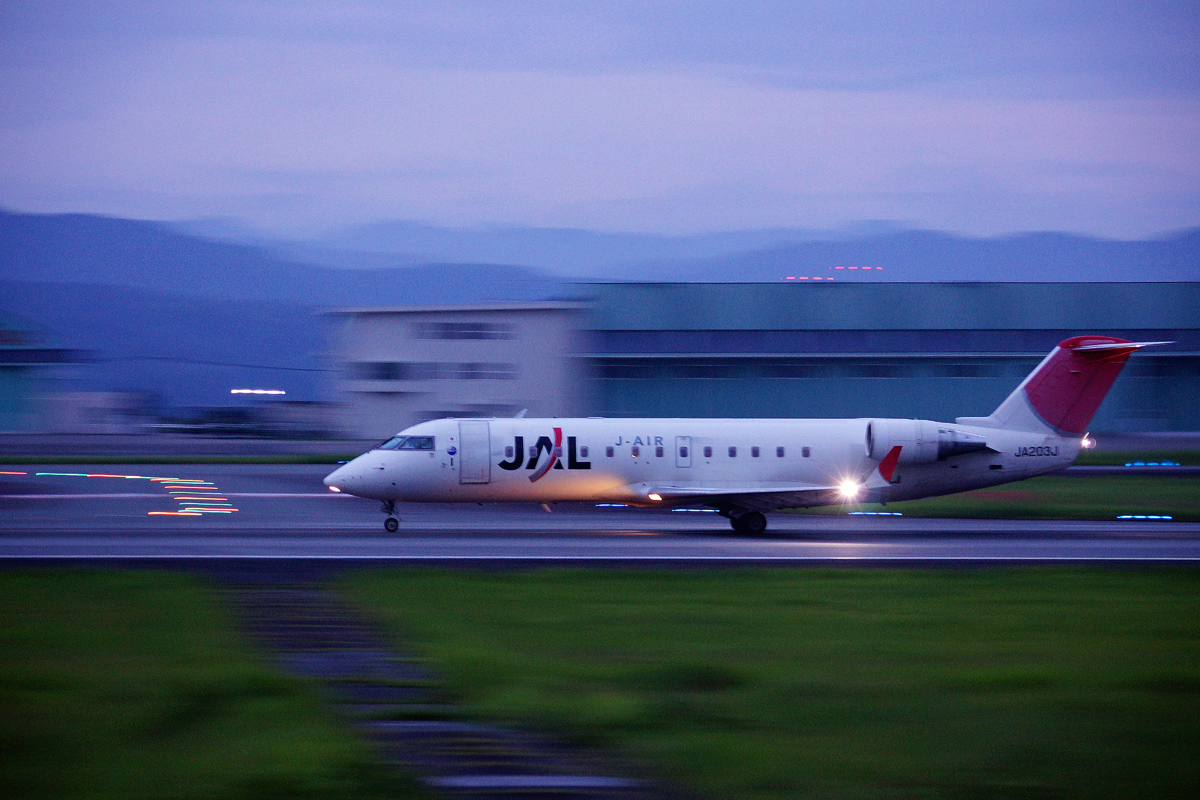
[324, 463, 352, 488]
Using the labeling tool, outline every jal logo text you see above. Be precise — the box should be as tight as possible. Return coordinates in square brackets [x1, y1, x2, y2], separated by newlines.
[498, 428, 591, 482]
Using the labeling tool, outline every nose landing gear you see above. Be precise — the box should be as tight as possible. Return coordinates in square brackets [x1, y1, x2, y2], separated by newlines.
[381, 500, 400, 532]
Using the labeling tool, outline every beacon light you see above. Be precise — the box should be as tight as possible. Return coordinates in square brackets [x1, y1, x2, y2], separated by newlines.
[328, 485, 342, 492]
[648, 493, 663, 502]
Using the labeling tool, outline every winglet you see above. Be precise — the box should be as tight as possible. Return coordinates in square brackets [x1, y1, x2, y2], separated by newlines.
[878, 446, 902, 483]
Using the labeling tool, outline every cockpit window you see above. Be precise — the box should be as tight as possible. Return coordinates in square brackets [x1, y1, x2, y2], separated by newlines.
[374, 436, 435, 451]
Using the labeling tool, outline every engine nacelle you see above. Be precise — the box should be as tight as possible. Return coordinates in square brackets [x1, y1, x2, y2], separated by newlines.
[866, 419, 991, 465]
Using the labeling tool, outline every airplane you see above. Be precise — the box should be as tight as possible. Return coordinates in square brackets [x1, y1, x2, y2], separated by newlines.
[324, 336, 1165, 534]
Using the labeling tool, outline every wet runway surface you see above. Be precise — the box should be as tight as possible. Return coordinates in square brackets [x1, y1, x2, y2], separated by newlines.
[2, 464, 1198, 564]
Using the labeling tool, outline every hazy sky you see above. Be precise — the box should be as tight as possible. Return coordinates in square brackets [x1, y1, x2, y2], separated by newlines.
[1, 1, 1198, 237]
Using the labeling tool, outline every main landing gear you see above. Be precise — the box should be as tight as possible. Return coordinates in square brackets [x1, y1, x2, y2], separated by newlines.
[381, 500, 399, 532]
[726, 510, 768, 535]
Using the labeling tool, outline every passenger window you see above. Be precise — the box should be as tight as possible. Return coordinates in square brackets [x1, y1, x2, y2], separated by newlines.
[606, 446, 614, 457]
[776, 446, 785, 458]
[553, 447, 562, 458]
[580, 446, 589, 458]
[631, 446, 640, 457]
[680, 446, 688, 458]
[728, 446, 737, 457]
[802, 446, 811, 458]
[703, 446, 712, 458]
[505, 445, 514, 458]
[655, 446, 664, 457]
[529, 446, 538, 459]
[751, 446, 760, 458]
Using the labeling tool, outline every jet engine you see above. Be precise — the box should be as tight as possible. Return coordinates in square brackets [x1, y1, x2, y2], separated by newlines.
[866, 419, 992, 465]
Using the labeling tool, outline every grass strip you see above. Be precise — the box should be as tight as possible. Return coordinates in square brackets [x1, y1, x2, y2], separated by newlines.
[0, 570, 428, 800]
[347, 568, 1200, 800]
[825, 475, 1200, 521]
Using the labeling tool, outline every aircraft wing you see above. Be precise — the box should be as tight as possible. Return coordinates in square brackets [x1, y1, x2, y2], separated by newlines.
[633, 482, 846, 512]
[634, 458, 895, 511]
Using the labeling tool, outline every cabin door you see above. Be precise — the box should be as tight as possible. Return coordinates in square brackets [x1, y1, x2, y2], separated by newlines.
[675, 436, 692, 467]
[458, 420, 491, 484]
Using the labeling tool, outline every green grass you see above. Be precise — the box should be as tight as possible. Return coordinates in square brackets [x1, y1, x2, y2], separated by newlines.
[347, 569, 1200, 800]
[830, 475, 1200, 521]
[0, 571, 427, 800]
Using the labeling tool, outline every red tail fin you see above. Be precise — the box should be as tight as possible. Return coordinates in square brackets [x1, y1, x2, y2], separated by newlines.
[957, 336, 1167, 435]
[1022, 336, 1140, 434]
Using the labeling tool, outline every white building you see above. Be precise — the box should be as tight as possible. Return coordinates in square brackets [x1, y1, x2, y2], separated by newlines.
[327, 302, 587, 439]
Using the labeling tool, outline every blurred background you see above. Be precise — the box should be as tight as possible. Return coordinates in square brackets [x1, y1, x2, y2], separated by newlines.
[2, 3, 1198, 448]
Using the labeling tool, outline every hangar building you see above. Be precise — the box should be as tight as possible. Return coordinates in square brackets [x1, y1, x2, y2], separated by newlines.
[582, 282, 1200, 432]
[327, 283, 1200, 437]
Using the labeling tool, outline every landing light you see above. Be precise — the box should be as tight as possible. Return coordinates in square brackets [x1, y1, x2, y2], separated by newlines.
[1081, 435, 1096, 449]
[328, 486, 342, 492]
[838, 480, 862, 500]
[648, 493, 663, 502]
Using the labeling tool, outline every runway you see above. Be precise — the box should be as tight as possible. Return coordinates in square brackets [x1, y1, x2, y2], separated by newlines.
[2, 464, 1198, 565]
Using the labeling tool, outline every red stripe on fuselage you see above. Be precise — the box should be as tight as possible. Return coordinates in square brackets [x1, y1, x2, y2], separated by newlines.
[878, 445, 903, 483]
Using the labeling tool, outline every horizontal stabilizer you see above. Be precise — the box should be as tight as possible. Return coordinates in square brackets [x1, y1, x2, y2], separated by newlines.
[1071, 340, 1173, 353]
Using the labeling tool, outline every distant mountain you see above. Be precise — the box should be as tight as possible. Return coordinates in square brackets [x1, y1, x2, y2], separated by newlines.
[170, 214, 1200, 283]
[310, 220, 837, 277]
[0, 210, 562, 305]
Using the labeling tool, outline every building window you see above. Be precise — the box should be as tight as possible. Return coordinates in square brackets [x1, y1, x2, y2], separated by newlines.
[776, 446, 785, 458]
[704, 446, 713, 458]
[455, 362, 518, 380]
[412, 321, 516, 340]
[751, 446, 760, 458]
[728, 446, 737, 457]
[352, 362, 406, 381]
[631, 446, 640, 457]
[802, 447, 811, 458]
[606, 446, 614, 457]
[655, 446, 664, 457]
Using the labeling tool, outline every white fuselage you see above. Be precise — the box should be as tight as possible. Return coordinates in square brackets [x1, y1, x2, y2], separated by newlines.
[325, 416, 1080, 508]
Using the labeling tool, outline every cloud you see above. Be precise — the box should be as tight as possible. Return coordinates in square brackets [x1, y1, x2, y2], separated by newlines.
[1, 2, 1198, 235]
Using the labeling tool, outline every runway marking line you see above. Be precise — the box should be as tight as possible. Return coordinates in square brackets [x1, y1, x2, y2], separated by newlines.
[16, 472, 239, 518]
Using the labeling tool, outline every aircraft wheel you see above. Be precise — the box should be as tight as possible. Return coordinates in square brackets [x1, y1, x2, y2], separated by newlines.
[384, 517, 400, 533]
[736, 511, 767, 535]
